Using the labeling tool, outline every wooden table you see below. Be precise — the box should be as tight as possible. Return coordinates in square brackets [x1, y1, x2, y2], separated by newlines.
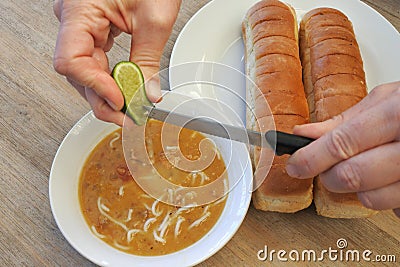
[1, 0, 399, 266]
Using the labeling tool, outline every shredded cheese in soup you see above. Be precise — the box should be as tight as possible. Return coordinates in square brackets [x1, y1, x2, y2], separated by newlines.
[79, 121, 227, 256]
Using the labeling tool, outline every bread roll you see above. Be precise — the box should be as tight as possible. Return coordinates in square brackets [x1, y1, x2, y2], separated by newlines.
[243, 0, 313, 213]
[300, 8, 377, 218]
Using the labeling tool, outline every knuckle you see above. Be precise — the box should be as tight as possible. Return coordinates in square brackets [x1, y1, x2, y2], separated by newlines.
[151, 16, 175, 30]
[370, 84, 385, 98]
[141, 17, 170, 33]
[135, 59, 159, 70]
[393, 88, 400, 121]
[380, 88, 400, 140]
[82, 71, 102, 94]
[326, 129, 357, 160]
[335, 162, 362, 192]
[331, 113, 345, 124]
[302, 158, 317, 177]
[84, 75, 97, 92]
[295, 149, 319, 177]
[53, 57, 68, 75]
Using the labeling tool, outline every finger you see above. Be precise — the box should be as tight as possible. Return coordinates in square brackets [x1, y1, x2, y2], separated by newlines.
[54, 25, 123, 110]
[293, 115, 344, 139]
[293, 81, 400, 139]
[130, 38, 163, 102]
[286, 92, 400, 178]
[319, 141, 400, 193]
[85, 87, 124, 126]
[357, 181, 400, 210]
[129, 2, 179, 102]
[66, 77, 86, 99]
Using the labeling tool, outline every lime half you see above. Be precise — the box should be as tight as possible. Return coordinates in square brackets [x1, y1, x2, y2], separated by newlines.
[112, 61, 152, 125]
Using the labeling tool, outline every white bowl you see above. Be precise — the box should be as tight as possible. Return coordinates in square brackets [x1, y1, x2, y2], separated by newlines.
[49, 92, 253, 266]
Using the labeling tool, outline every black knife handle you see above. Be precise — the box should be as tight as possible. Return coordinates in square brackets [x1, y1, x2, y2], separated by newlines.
[265, 130, 315, 156]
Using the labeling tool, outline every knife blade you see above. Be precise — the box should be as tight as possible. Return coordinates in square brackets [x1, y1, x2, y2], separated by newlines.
[144, 106, 314, 155]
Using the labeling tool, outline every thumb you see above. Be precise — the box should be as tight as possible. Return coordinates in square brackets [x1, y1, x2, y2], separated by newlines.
[128, 1, 179, 103]
[130, 38, 165, 103]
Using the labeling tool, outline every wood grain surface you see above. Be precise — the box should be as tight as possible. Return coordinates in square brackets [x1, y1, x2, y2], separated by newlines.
[0, 0, 399, 266]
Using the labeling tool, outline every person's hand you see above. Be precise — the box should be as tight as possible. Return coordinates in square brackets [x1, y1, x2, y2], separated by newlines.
[53, 0, 181, 125]
[285, 81, 400, 217]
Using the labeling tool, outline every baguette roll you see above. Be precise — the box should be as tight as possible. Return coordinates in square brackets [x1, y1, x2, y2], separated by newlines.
[314, 95, 362, 122]
[255, 54, 302, 79]
[314, 74, 366, 101]
[299, 8, 377, 218]
[255, 93, 309, 118]
[311, 54, 365, 84]
[243, 0, 313, 213]
[255, 71, 304, 98]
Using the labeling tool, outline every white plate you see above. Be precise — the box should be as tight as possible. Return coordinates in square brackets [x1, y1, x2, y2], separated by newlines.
[170, 0, 400, 121]
[49, 107, 253, 266]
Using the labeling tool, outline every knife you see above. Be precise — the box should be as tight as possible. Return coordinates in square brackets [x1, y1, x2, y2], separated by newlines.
[144, 106, 314, 156]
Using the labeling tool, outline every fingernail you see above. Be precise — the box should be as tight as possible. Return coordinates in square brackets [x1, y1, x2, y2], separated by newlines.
[292, 124, 306, 134]
[292, 125, 300, 134]
[293, 125, 302, 131]
[105, 98, 119, 111]
[146, 78, 162, 102]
